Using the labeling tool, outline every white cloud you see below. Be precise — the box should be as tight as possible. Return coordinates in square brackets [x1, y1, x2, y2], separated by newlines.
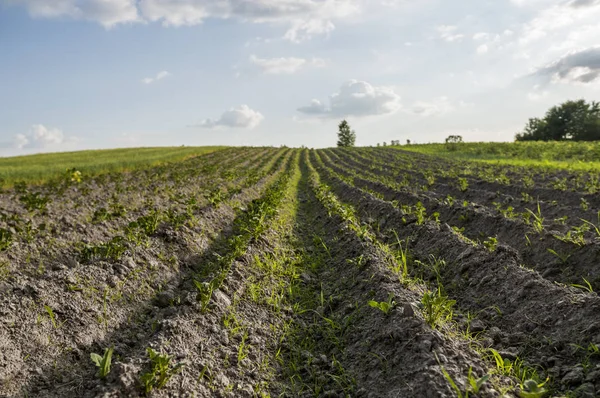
[197, 105, 264, 129]
[437, 25, 464, 42]
[4, 0, 139, 28]
[473, 32, 489, 41]
[5, 0, 362, 38]
[297, 80, 401, 118]
[13, 124, 79, 149]
[476, 44, 489, 54]
[283, 19, 336, 43]
[411, 96, 455, 117]
[250, 55, 326, 74]
[142, 70, 171, 84]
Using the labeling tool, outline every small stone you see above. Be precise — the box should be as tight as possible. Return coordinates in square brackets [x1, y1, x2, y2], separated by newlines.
[402, 303, 415, 317]
[562, 367, 585, 386]
[469, 319, 486, 333]
[212, 289, 231, 308]
[215, 373, 230, 386]
[419, 340, 432, 352]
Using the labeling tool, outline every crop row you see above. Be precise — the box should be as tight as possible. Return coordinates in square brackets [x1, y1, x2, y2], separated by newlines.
[311, 148, 600, 396]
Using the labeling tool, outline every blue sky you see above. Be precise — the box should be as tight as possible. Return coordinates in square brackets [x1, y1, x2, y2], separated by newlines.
[1, 0, 600, 156]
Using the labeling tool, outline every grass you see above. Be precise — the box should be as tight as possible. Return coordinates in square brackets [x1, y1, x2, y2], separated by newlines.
[0, 146, 226, 187]
[399, 142, 600, 171]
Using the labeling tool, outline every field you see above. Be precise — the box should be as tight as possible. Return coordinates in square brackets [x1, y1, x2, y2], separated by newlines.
[1, 146, 600, 397]
[403, 141, 600, 171]
[0, 146, 225, 187]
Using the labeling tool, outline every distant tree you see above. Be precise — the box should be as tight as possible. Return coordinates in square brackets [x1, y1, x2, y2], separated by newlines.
[337, 120, 357, 147]
[406, 139, 411, 145]
[445, 135, 463, 151]
[382, 142, 387, 146]
[516, 99, 600, 141]
[376, 143, 380, 147]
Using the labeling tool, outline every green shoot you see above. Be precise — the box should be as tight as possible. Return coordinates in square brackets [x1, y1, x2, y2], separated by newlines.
[140, 347, 184, 393]
[421, 287, 456, 329]
[570, 277, 594, 293]
[91, 347, 114, 379]
[368, 293, 396, 316]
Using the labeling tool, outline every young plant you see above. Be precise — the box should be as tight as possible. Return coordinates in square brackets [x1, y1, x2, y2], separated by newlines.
[193, 280, 214, 313]
[140, 347, 184, 393]
[44, 305, 59, 329]
[570, 277, 594, 293]
[368, 293, 396, 316]
[421, 287, 456, 329]
[519, 379, 548, 398]
[547, 248, 571, 264]
[483, 236, 498, 252]
[0, 228, 12, 252]
[91, 347, 114, 379]
[391, 232, 410, 281]
[525, 203, 544, 234]
[457, 177, 469, 192]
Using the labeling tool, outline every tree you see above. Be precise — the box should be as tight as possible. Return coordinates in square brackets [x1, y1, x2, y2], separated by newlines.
[337, 120, 357, 147]
[444, 135, 463, 151]
[516, 99, 600, 141]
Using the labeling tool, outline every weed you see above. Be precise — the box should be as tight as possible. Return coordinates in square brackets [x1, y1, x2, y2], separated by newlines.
[90, 347, 113, 379]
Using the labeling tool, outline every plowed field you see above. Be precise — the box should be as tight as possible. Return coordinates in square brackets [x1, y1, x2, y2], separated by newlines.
[1, 147, 599, 397]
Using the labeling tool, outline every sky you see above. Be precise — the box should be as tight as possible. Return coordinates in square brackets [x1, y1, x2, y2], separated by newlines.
[1, 0, 600, 155]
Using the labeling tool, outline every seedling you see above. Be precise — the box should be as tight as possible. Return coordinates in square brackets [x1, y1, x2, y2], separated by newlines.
[193, 280, 214, 312]
[547, 248, 571, 264]
[580, 198, 589, 211]
[570, 277, 594, 293]
[483, 236, 498, 252]
[519, 379, 548, 398]
[457, 177, 469, 192]
[140, 347, 184, 393]
[421, 287, 456, 329]
[368, 293, 396, 316]
[0, 228, 12, 252]
[91, 347, 113, 378]
[525, 203, 544, 234]
[44, 305, 58, 329]
[19, 192, 51, 213]
[391, 232, 410, 280]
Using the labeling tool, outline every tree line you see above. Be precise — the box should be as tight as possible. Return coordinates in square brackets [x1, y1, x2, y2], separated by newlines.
[336, 99, 600, 148]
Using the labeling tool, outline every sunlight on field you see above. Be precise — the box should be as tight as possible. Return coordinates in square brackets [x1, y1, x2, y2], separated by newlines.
[401, 142, 600, 171]
[0, 146, 227, 186]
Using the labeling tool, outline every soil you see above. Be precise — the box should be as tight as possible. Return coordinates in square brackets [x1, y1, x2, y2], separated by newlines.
[1, 147, 599, 397]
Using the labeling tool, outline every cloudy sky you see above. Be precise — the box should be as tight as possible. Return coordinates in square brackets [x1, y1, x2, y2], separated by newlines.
[1, 0, 600, 155]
